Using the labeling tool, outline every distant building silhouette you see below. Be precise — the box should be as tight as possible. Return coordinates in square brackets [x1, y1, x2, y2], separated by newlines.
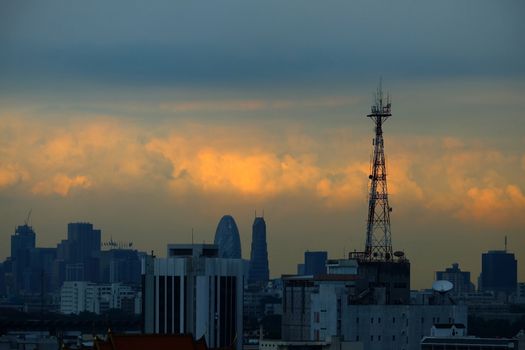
[248, 216, 269, 286]
[213, 215, 242, 259]
[481, 250, 517, 295]
[99, 249, 141, 285]
[53, 223, 101, 286]
[436, 263, 475, 295]
[304, 251, 327, 275]
[10, 224, 36, 294]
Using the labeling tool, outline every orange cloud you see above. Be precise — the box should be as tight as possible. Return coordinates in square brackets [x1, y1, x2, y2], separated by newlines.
[0, 114, 524, 227]
[32, 174, 91, 196]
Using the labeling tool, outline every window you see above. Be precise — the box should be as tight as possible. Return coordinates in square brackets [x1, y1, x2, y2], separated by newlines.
[356, 317, 359, 324]
[421, 317, 425, 324]
[378, 335, 381, 341]
[370, 335, 374, 341]
[356, 336, 359, 341]
[392, 335, 396, 341]
[393, 317, 396, 324]
[371, 317, 374, 324]
[378, 317, 381, 324]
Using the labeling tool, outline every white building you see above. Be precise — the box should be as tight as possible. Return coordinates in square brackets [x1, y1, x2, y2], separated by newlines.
[142, 244, 246, 350]
[60, 281, 140, 315]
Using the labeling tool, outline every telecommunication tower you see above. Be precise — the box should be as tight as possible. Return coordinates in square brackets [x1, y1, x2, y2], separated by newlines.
[364, 82, 393, 261]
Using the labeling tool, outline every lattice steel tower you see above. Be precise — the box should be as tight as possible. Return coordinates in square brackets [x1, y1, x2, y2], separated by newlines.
[364, 82, 393, 261]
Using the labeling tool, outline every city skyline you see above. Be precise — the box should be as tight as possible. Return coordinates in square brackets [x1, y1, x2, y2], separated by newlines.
[1, 1, 524, 289]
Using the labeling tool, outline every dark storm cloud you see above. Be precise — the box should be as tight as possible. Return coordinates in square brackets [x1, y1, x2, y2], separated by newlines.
[1, 0, 523, 89]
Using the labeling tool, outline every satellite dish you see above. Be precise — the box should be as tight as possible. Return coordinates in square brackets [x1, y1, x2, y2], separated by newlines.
[394, 251, 404, 258]
[432, 280, 453, 293]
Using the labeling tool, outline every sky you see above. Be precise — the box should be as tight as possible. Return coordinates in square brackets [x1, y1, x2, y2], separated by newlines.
[1, 0, 524, 289]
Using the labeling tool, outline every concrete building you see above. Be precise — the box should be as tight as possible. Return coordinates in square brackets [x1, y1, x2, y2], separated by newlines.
[142, 243, 246, 350]
[60, 281, 140, 315]
[282, 255, 467, 350]
[481, 250, 517, 296]
[341, 304, 467, 350]
[436, 263, 475, 295]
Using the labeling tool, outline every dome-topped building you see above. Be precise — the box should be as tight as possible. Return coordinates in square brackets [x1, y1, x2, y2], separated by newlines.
[214, 215, 242, 259]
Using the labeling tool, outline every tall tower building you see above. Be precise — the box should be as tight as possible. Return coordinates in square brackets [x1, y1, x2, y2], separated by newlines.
[481, 250, 517, 295]
[64, 222, 101, 282]
[248, 216, 269, 286]
[10, 223, 36, 293]
[214, 215, 242, 259]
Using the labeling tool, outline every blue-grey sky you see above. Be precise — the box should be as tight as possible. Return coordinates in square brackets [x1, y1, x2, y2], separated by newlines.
[1, 0, 524, 288]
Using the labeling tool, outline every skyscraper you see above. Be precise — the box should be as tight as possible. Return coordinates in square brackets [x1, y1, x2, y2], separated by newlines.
[214, 215, 242, 259]
[481, 250, 517, 295]
[248, 216, 269, 286]
[61, 223, 101, 283]
[10, 224, 36, 293]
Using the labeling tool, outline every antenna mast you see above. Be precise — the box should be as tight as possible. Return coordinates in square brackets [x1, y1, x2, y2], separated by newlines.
[364, 81, 393, 261]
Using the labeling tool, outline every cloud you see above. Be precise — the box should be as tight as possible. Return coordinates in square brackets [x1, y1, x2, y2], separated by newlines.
[32, 174, 91, 196]
[0, 114, 524, 227]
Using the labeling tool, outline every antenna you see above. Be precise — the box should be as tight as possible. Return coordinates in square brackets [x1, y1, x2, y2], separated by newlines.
[363, 79, 393, 261]
[505, 235, 507, 252]
[191, 228, 194, 245]
[24, 209, 32, 226]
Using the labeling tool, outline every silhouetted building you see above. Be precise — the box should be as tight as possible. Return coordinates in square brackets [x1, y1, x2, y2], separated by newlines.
[143, 244, 245, 350]
[481, 250, 517, 295]
[52, 223, 102, 288]
[10, 224, 36, 294]
[214, 215, 242, 259]
[248, 216, 269, 287]
[436, 263, 475, 295]
[99, 249, 141, 285]
[28, 247, 56, 295]
[304, 251, 327, 276]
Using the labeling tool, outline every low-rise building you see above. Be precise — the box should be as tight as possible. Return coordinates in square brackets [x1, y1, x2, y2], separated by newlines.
[60, 281, 140, 315]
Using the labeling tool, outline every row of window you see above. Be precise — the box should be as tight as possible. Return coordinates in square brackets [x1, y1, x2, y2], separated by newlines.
[355, 335, 400, 342]
[355, 316, 453, 324]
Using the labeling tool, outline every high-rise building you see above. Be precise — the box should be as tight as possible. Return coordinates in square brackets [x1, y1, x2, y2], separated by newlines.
[53, 223, 102, 287]
[248, 216, 269, 286]
[10, 224, 36, 293]
[99, 248, 141, 285]
[304, 251, 327, 276]
[481, 250, 517, 295]
[214, 215, 242, 259]
[435, 263, 475, 295]
[142, 244, 245, 350]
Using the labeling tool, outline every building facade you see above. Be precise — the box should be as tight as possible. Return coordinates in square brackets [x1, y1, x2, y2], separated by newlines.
[60, 281, 140, 315]
[142, 244, 245, 350]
